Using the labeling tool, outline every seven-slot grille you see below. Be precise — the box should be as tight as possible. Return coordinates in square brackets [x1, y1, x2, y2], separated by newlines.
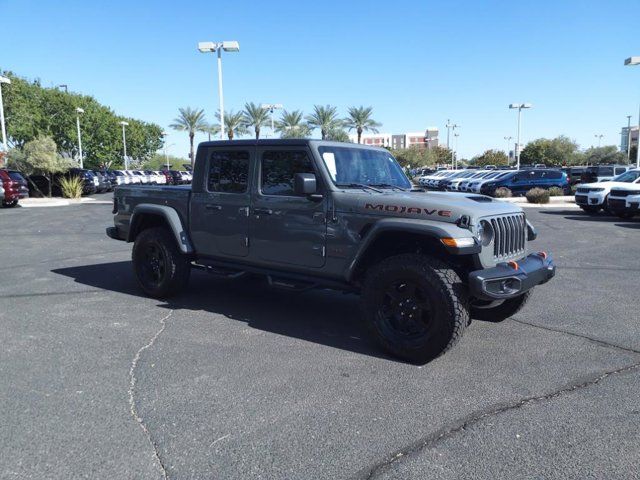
[609, 189, 640, 198]
[489, 213, 526, 259]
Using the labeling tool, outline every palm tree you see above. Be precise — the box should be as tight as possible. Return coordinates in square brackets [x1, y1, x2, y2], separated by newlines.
[205, 122, 220, 141]
[305, 105, 342, 140]
[275, 110, 310, 138]
[344, 106, 382, 143]
[170, 107, 209, 166]
[224, 110, 248, 140]
[242, 102, 270, 139]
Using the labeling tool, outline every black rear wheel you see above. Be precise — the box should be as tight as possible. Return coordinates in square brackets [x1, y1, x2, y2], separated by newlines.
[132, 227, 191, 298]
[362, 254, 469, 364]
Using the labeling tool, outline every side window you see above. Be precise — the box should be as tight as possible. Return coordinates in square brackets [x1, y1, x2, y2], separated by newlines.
[261, 150, 315, 196]
[530, 171, 543, 180]
[615, 167, 626, 175]
[207, 150, 250, 193]
[599, 167, 613, 176]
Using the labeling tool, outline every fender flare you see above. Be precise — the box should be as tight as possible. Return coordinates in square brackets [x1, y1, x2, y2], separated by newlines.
[127, 204, 194, 254]
[344, 218, 478, 282]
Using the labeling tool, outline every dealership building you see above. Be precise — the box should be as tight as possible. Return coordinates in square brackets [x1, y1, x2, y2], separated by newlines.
[349, 128, 439, 149]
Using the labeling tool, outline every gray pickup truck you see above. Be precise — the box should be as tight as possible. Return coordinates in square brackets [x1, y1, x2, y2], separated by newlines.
[107, 139, 555, 363]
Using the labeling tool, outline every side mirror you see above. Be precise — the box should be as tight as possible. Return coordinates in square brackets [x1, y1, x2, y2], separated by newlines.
[294, 173, 318, 196]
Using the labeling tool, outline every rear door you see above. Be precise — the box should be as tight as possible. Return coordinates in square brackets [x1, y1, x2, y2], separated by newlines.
[249, 147, 327, 268]
[190, 148, 252, 258]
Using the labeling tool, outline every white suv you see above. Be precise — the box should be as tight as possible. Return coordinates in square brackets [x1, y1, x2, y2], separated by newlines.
[607, 183, 640, 219]
[575, 169, 640, 213]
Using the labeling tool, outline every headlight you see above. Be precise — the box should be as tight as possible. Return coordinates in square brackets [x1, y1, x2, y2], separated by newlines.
[477, 220, 494, 246]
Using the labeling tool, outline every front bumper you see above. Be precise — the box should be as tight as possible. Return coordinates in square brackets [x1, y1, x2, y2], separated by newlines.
[469, 252, 556, 300]
[106, 226, 125, 241]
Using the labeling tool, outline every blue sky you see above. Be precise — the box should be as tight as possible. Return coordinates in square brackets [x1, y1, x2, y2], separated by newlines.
[2, 0, 639, 159]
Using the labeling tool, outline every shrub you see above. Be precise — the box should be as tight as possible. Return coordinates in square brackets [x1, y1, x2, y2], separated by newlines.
[494, 187, 513, 198]
[571, 184, 578, 194]
[526, 187, 550, 204]
[548, 186, 564, 197]
[59, 176, 84, 199]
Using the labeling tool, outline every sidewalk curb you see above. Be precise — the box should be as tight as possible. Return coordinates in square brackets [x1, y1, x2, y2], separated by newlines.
[496, 196, 580, 209]
[18, 197, 112, 208]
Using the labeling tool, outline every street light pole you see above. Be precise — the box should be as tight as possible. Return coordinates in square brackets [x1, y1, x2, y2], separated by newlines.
[504, 136, 513, 163]
[198, 40, 240, 140]
[594, 134, 604, 148]
[261, 104, 283, 138]
[0, 76, 10, 157]
[509, 103, 532, 170]
[624, 56, 640, 168]
[120, 121, 129, 169]
[75, 107, 84, 168]
[453, 133, 460, 169]
[626, 115, 632, 163]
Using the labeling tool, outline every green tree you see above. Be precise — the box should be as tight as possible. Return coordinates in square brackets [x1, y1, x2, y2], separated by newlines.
[242, 102, 270, 139]
[583, 145, 626, 165]
[142, 153, 189, 170]
[1, 71, 163, 168]
[520, 136, 579, 166]
[343, 106, 381, 143]
[471, 149, 509, 167]
[305, 105, 342, 139]
[23, 136, 72, 197]
[170, 107, 209, 166]
[275, 110, 310, 138]
[325, 128, 350, 142]
[221, 110, 248, 140]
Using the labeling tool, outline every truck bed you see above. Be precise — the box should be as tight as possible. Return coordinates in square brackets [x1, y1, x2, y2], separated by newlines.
[112, 185, 192, 241]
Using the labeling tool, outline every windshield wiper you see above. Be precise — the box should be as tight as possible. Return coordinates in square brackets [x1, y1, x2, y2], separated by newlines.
[369, 183, 408, 191]
[335, 183, 382, 192]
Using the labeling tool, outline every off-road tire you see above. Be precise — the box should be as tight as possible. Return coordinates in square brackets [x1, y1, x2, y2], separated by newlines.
[132, 226, 191, 298]
[2, 200, 18, 208]
[471, 291, 532, 322]
[361, 254, 469, 364]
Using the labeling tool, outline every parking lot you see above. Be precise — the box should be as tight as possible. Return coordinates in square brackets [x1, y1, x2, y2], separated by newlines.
[2, 195, 639, 479]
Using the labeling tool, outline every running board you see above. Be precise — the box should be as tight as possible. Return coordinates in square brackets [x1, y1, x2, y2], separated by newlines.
[192, 263, 246, 279]
[267, 275, 317, 292]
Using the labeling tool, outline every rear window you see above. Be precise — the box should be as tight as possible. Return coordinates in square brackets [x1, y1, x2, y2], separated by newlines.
[8, 172, 25, 182]
[598, 166, 613, 176]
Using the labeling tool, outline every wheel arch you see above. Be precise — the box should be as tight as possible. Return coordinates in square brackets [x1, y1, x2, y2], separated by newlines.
[345, 219, 477, 283]
[127, 204, 194, 254]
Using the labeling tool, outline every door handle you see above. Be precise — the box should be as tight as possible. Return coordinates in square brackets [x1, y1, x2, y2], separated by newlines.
[253, 207, 273, 215]
[205, 204, 222, 211]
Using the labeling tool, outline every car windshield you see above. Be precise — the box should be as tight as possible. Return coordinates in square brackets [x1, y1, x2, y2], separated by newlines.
[612, 170, 640, 183]
[318, 146, 412, 189]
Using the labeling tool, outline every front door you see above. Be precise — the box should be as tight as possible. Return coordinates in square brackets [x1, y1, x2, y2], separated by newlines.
[250, 147, 327, 268]
[190, 148, 252, 258]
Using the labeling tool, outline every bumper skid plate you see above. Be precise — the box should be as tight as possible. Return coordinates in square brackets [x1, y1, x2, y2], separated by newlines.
[469, 253, 556, 300]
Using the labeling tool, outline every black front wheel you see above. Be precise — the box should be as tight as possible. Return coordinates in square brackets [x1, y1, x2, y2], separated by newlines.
[2, 200, 18, 208]
[580, 206, 601, 214]
[132, 227, 191, 298]
[361, 254, 469, 364]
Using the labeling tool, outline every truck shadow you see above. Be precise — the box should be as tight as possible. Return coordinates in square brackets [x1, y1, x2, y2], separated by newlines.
[538, 210, 622, 222]
[52, 261, 395, 362]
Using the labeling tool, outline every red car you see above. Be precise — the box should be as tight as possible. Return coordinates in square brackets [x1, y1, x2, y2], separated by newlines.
[0, 169, 21, 207]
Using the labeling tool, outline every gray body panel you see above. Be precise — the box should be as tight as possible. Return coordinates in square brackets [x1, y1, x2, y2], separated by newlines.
[111, 140, 530, 284]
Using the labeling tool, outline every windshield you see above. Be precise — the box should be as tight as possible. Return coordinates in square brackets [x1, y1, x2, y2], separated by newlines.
[612, 170, 640, 183]
[319, 146, 412, 189]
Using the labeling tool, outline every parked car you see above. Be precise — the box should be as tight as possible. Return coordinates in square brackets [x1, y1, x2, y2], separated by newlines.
[92, 170, 112, 193]
[468, 171, 513, 193]
[458, 171, 496, 192]
[112, 170, 129, 186]
[0, 169, 21, 207]
[574, 169, 640, 213]
[607, 184, 640, 219]
[168, 170, 184, 185]
[561, 167, 585, 186]
[106, 138, 555, 364]
[160, 170, 174, 185]
[580, 165, 631, 184]
[5, 170, 30, 198]
[480, 169, 569, 196]
[100, 170, 118, 189]
[180, 171, 193, 183]
[124, 171, 140, 184]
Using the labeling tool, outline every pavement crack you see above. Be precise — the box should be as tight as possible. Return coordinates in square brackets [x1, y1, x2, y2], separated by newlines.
[128, 309, 173, 480]
[355, 361, 640, 480]
[510, 317, 640, 355]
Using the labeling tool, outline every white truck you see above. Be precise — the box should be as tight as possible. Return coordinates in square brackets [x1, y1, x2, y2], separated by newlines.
[574, 169, 640, 214]
[607, 183, 640, 219]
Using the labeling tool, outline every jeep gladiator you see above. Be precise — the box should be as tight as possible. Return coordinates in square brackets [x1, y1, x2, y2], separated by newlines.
[107, 139, 555, 363]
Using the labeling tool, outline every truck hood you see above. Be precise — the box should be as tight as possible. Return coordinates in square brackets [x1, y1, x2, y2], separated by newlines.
[334, 190, 522, 224]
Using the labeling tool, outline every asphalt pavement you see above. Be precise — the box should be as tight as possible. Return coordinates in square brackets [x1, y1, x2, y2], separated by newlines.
[1, 195, 639, 479]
